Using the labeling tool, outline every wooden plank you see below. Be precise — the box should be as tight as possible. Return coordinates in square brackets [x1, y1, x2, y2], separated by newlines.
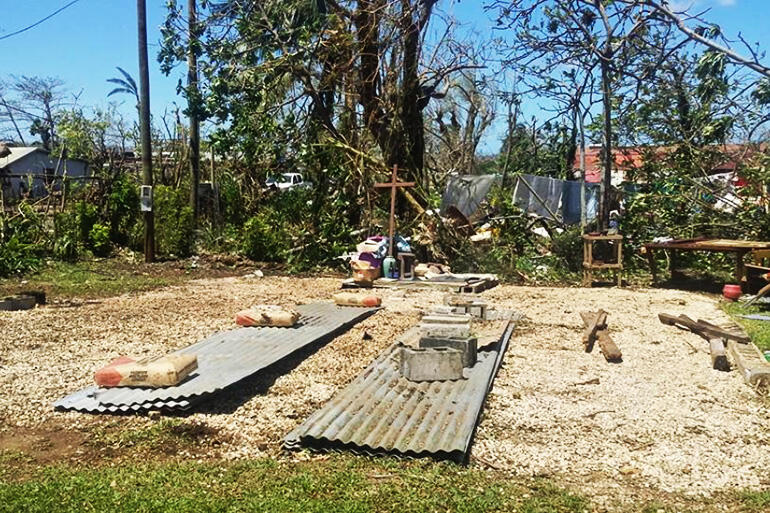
[708, 338, 730, 371]
[596, 330, 622, 362]
[580, 310, 607, 353]
[726, 340, 770, 387]
[658, 313, 750, 343]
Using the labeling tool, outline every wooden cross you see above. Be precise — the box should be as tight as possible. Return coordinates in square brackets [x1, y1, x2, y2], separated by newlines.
[375, 165, 415, 257]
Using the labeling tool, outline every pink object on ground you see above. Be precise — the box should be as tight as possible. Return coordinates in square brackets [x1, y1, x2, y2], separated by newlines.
[723, 284, 742, 301]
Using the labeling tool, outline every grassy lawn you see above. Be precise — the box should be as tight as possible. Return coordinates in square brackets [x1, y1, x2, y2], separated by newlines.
[722, 301, 770, 353]
[0, 452, 767, 513]
[0, 454, 588, 513]
[0, 258, 241, 300]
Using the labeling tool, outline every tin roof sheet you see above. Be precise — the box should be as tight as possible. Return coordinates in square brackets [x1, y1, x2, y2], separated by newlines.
[54, 303, 379, 413]
[284, 314, 519, 462]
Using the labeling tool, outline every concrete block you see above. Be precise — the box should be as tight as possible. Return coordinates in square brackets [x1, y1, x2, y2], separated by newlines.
[443, 295, 488, 319]
[419, 323, 471, 339]
[400, 346, 464, 382]
[420, 314, 473, 325]
[419, 336, 477, 368]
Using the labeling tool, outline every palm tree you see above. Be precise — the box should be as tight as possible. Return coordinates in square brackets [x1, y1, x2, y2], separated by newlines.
[106, 67, 139, 108]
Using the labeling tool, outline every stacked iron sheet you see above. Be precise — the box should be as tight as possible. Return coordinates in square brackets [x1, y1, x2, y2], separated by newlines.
[284, 314, 519, 462]
[54, 303, 379, 414]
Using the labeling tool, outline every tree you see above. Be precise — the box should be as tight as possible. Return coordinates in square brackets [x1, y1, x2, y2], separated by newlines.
[8, 76, 67, 149]
[491, 0, 685, 229]
[106, 67, 140, 108]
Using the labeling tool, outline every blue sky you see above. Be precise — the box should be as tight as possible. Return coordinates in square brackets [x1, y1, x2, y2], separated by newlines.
[0, 0, 768, 153]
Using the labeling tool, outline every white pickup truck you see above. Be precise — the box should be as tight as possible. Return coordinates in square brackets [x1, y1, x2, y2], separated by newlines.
[265, 172, 312, 191]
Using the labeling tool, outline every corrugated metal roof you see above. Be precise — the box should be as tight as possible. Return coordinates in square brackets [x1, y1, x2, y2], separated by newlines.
[284, 314, 519, 462]
[54, 303, 379, 413]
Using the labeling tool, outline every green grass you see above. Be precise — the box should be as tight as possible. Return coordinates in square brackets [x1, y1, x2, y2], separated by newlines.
[0, 260, 184, 299]
[738, 489, 770, 512]
[0, 455, 588, 513]
[722, 302, 770, 352]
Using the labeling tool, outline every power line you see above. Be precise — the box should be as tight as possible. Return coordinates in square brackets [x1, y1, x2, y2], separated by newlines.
[0, 0, 83, 42]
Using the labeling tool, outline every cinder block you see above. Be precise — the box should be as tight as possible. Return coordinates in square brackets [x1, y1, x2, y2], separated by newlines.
[443, 295, 488, 319]
[420, 314, 473, 325]
[400, 346, 464, 382]
[419, 323, 471, 339]
[419, 336, 477, 368]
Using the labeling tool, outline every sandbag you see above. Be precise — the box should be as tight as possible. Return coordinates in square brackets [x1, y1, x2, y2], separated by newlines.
[333, 292, 381, 307]
[94, 354, 198, 388]
[235, 306, 300, 327]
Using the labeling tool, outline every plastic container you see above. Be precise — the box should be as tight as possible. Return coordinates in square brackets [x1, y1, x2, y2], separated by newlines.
[383, 256, 397, 279]
[722, 284, 742, 301]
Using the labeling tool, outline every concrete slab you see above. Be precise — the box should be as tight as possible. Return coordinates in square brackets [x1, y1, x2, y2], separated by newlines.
[400, 346, 464, 382]
[419, 336, 478, 368]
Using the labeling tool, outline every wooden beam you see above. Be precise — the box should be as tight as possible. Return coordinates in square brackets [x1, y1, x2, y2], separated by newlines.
[596, 331, 622, 363]
[658, 313, 750, 344]
[580, 310, 621, 362]
[580, 310, 607, 353]
[709, 338, 730, 371]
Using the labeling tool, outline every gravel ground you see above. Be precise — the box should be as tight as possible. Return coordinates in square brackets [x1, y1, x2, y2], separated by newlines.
[1, 276, 768, 504]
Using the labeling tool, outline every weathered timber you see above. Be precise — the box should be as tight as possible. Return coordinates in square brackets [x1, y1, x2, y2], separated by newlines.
[579, 310, 621, 362]
[580, 310, 607, 353]
[658, 313, 750, 343]
[708, 338, 730, 371]
[726, 340, 770, 386]
[596, 330, 622, 362]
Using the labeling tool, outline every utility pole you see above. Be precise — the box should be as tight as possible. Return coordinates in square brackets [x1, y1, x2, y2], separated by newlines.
[188, 0, 200, 226]
[137, 0, 155, 262]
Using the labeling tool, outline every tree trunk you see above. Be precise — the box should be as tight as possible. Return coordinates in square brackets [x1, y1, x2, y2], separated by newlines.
[137, 0, 155, 262]
[188, 0, 200, 227]
[600, 56, 613, 231]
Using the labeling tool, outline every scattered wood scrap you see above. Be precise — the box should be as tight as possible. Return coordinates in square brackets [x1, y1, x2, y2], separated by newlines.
[658, 312, 753, 372]
[708, 338, 730, 372]
[579, 310, 622, 363]
[658, 313, 750, 344]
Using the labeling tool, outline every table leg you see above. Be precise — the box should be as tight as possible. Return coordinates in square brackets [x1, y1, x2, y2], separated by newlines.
[736, 251, 747, 290]
[646, 248, 657, 283]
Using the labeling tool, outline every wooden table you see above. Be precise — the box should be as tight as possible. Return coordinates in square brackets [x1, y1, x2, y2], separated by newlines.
[643, 238, 770, 286]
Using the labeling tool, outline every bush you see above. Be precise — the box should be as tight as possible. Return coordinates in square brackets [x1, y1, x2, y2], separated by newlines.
[89, 223, 112, 257]
[107, 174, 140, 247]
[0, 204, 46, 277]
[241, 210, 289, 262]
[154, 185, 195, 257]
[53, 211, 80, 262]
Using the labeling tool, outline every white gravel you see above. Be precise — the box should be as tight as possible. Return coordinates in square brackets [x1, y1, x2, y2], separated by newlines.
[0, 276, 768, 504]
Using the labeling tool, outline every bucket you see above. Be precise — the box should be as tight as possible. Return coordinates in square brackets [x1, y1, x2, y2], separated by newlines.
[722, 284, 742, 301]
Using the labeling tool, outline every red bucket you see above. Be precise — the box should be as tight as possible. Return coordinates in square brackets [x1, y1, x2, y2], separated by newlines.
[722, 284, 742, 301]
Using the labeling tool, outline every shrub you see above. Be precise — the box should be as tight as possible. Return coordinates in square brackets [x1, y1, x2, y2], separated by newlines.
[241, 210, 289, 262]
[154, 185, 195, 257]
[89, 223, 112, 257]
[107, 174, 140, 247]
[0, 204, 46, 277]
[53, 211, 80, 262]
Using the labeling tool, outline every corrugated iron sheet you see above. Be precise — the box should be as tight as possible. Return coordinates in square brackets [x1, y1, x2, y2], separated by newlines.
[284, 314, 519, 462]
[54, 303, 379, 413]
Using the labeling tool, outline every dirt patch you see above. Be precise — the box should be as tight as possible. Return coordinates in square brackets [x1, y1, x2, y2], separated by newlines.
[0, 276, 768, 506]
[0, 424, 86, 465]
